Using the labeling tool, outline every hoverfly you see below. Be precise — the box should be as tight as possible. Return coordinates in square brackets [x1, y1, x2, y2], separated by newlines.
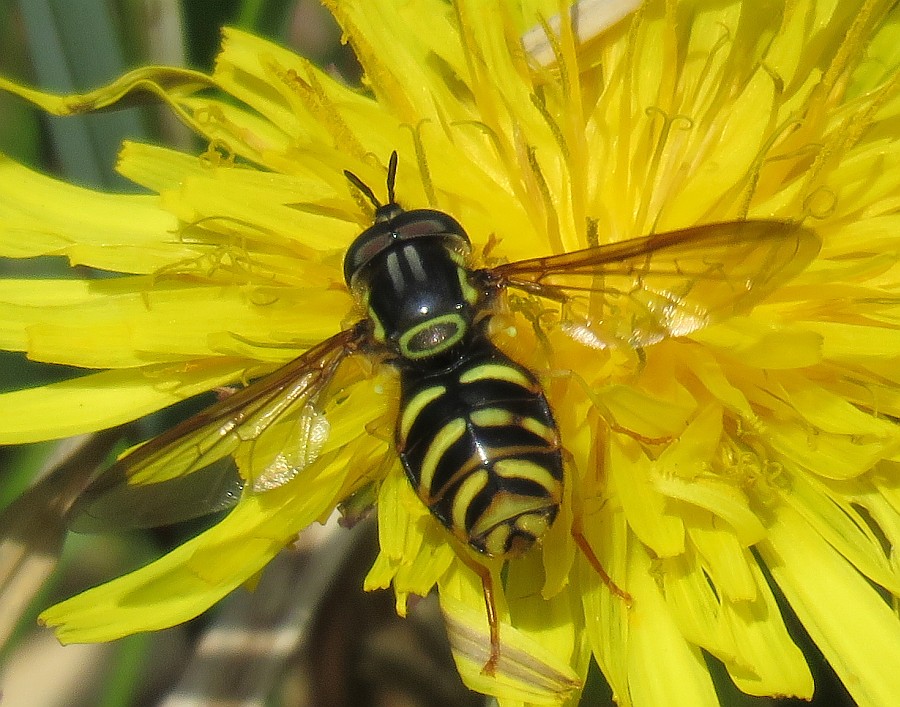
[70, 152, 820, 674]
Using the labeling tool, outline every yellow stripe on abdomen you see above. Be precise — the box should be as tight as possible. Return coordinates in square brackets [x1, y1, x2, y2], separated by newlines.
[493, 458, 562, 500]
[419, 417, 467, 497]
[458, 362, 533, 387]
[451, 468, 489, 535]
[398, 384, 445, 445]
[469, 408, 559, 446]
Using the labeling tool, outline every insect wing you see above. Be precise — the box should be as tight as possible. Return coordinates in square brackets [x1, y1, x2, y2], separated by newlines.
[491, 221, 820, 349]
[69, 327, 367, 531]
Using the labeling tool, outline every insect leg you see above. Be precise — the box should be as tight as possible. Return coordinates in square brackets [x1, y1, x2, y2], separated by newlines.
[571, 517, 632, 604]
[457, 551, 503, 676]
[605, 419, 672, 446]
[559, 422, 631, 602]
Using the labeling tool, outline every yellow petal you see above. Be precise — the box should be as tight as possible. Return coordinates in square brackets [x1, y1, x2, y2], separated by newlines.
[666, 68, 777, 225]
[657, 476, 766, 548]
[782, 471, 900, 596]
[719, 561, 814, 698]
[507, 551, 582, 679]
[577, 506, 631, 703]
[365, 464, 456, 614]
[804, 320, 900, 362]
[323, 0, 463, 124]
[0, 154, 187, 271]
[40, 443, 354, 642]
[660, 552, 731, 658]
[759, 503, 900, 707]
[609, 434, 684, 557]
[160, 170, 357, 252]
[1, 278, 348, 367]
[683, 348, 755, 419]
[0, 361, 245, 443]
[0, 66, 215, 129]
[115, 141, 207, 193]
[767, 419, 898, 481]
[626, 545, 719, 707]
[652, 402, 722, 478]
[215, 28, 387, 157]
[661, 549, 813, 698]
[684, 512, 757, 602]
[691, 318, 824, 369]
[777, 377, 900, 437]
[599, 378, 695, 440]
[440, 562, 580, 705]
[650, 405, 768, 547]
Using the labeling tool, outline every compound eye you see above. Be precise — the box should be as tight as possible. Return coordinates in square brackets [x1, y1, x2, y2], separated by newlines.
[393, 210, 471, 251]
[344, 230, 394, 286]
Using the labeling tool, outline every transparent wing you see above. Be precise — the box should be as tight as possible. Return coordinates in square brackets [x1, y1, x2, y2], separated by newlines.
[70, 325, 369, 532]
[489, 221, 820, 349]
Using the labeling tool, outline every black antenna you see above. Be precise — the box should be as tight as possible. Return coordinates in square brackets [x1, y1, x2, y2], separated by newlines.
[343, 151, 400, 210]
[386, 150, 398, 205]
[343, 168, 381, 209]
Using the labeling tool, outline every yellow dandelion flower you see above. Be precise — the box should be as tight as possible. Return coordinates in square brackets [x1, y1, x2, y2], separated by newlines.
[2, 0, 900, 705]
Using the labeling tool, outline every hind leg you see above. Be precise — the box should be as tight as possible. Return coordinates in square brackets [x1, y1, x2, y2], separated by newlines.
[457, 551, 503, 675]
[571, 516, 632, 604]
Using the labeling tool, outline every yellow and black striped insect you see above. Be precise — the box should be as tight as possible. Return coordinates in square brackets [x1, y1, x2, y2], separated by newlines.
[71, 152, 820, 674]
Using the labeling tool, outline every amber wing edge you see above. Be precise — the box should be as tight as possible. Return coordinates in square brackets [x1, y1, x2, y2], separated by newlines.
[68, 324, 370, 532]
[483, 220, 821, 339]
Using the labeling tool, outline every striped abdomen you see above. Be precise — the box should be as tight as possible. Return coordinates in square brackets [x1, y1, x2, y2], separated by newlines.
[396, 342, 563, 559]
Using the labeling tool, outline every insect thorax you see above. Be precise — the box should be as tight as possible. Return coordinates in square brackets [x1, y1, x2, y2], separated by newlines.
[345, 207, 479, 361]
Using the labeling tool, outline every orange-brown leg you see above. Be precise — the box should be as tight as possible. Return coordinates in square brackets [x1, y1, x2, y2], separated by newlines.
[572, 518, 632, 605]
[606, 419, 671, 446]
[459, 552, 502, 675]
